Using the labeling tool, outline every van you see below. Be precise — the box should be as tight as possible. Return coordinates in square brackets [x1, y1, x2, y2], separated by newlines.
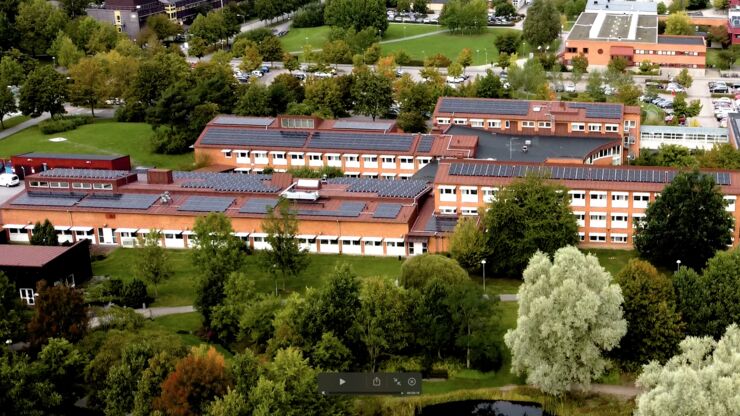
[0, 173, 20, 187]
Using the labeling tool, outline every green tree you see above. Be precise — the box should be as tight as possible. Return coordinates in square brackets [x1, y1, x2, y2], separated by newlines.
[283, 52, 299, 72]
[351, 69, 393, 121]
[19, 65, 68, 118]
[397, 0, 411, 12]
[713, 0, 729, 8]
[505, 247, 626, 395]
[324, 0, 389, 33]
[497, 51, 511, 69]
[456, 47, 474, 73]
[635, 324, 740, 416]
[27, 281, 89, 348]
[607, 56, 630, 73]
[508, 59, 547, 99]
[445, 281, 500, 369]
[312, 332, 353, 371]
[570, 53, 588, 82]
[440, 0, 488, 34]
[495, 1, 516, 16]
[259, 198, 309, 295]
[59, 0, 87, 17]
[449, 217, 489, 272]
[304, 77, 346, 118]
[672, 92, 702, 118]
[356, 277, 409, 371]
[400, 254, 469, 289]
[615, 83, 642, 105]
[192, 213, 245, 326]
[413, 0, 429, 13]
[657, 1, 667, 13]
[413, 279, 456, 363]
[585, 70, 606, 101]
[68, 55, 109, 117]
[0, 85, 17, 130]
[235, 82, 273, 116]
[240, 43, 263, 73]
[652, 144, 698, 168]
[697, 143, 740, 169]
[257, 35, 284, 64]
[15, 0, 65, 56]
[494, 31, 521, 54]
[146, 14, 183, 40]
[483, 176, 579, 277]
[634, 171, 733, 271]
[610, 260, 684, 371]
[0, 55, 25, 87]
[674, 68, 693, 88]
[50, 33, 84, 68]
[30, 219, 58, 246]
[475, 69, 506, 98]
[665, 11, 693, 35]
[189, 37, 208, 59]
[523, 0, 561, 47]
[133, 229, 171, 297]
[133, 351, 180, 416]
[0, 272, 26, 342]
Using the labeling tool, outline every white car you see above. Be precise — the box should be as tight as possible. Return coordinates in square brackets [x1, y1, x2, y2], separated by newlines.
[445, 75, 466, 84]
[666, 83, 685, 93]
[0, 173, 20, 187]
[564, 81, 576, 93]
[250, 70, 264, 78]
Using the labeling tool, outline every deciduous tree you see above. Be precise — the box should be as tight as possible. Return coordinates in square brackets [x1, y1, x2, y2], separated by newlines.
[400, 254, 469, 289]
[523, 0, 561, 47]
[504, 247, 626, 395]
[15, 0, 65, 56]
[68, 55, 109, 117]
[260, 198, 309, 295]
[351, 69, 393, 120]
[0, 272, 26, 342]
[146, 14, 183, 40]
[449, 217, 489, 272]
[665, 11, 693, 35]
[494, 31, 521, 54]
[356, 277, 409, 371]
[324, 0, 388, 34]
[27, 281, 89, 348]
[445, 281, 500, 369]
[19, 65, 68, 118]
[0, 85, 17, 130]
[133, 229, 171, 297]
[30, 219, 58, 246]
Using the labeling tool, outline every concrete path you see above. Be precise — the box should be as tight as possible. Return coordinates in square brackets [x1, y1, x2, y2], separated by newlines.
[287, 28, 450, 54]
[499, 294, 519, 302]
[136, 305, 195, 319]
[0, 113, 50, 140]
[0, 106, 116, 141]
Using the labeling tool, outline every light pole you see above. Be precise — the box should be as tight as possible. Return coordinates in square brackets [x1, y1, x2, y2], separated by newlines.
[481, 259, 487, 293]
[484, 48, 488, 66]
[676, 259, 681, 272]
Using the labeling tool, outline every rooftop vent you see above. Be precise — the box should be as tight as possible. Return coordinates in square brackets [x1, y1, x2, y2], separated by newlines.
[533, 106, 541, 112]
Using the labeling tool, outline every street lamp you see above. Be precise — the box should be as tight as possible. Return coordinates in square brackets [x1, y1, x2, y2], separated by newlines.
[676, 259, 681, 272]
[481, 259, 487, 293]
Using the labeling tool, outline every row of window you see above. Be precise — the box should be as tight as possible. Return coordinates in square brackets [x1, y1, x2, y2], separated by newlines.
[635, 50, 701, 56]
[579, 232, 629, 244]
[439, 206, 479, 215]
[29, 181, 113, 190]
[574, 212, 641, 229]
[641, 132, 728, 143]
[437, 117, 634, 133]
[226, 150, 431, 167]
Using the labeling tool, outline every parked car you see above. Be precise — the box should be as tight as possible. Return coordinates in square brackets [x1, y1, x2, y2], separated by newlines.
[260, 65, 270, 73]
[564, 81, 576, 93]
[0, 173, 19, 187]
[251, 70, 264, 78]
[601, 84, 615, 95]
[666, 83, 685, 93]
[292, 72, 307, 80]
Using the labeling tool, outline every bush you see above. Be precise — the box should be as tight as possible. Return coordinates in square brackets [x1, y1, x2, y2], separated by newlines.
[150, 127, 193, 154]
[120, 278, 152, 308]
[38, 115, 93, 134]
[114, 101, 147, 122]
[96, 306, 146, 330]
[292, 2, 324, 28]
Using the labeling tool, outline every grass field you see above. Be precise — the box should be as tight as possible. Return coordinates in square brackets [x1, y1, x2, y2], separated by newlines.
[586, 249, 637, 277]
[0, 115, 30, 131]
[151, 312, 233, 358]
[282, 23, 444, 53]
[706, 48, 740, 69]
[0, 120, 194, 170]
[640, 103, 666, 126]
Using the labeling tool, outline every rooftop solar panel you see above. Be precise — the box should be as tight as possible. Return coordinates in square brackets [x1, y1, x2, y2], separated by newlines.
[11, 193, 82, 207]
[424, 216, 458, 232]
[417, 135, 435, 153]
[240, 198, 279, 214]
[178, 196, 234, 212]
[333, 120, 394, 131]
[211, 116, 275, 126]
[308, 132, 415, 152]
[568, 103, 622, 119]
[373, 203, 402, 219]
[327, 178, 429, 198]
[174, 172, 281, 193]
[298, 201, 365, 217]
[77, 194, 160, 209]
[36, 168, 131, 179]
[438, 98, 530, 116]
[200, 128, 309, 148]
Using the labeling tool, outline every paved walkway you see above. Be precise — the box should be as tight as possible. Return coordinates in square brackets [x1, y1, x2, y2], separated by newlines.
[0, 106, 115, 141]
[496, 383, 641, 399]
[90, 305, 195, 329]
[499, 294, 519, 302]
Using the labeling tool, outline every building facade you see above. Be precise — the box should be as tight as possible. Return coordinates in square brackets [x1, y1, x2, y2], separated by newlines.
[9, 153, 131, 178]
[730, 0, 740, 45]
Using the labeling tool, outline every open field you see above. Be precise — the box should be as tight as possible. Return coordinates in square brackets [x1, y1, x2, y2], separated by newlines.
[0, 120, 194, 170]
[0, 115, 30, 131]
[282, 23, 443, 53]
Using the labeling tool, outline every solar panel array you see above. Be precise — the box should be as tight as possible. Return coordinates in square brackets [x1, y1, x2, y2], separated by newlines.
[298, 201, 365, 217]
[240, 198, 279, 214]
[77, 193, 160, 209]
[333, 120, 394, 131]
[568, 103, 622, 119]
[174, 172, 280, 193]
[425, 216, 458, 232]
[11, 193, 82, 207]
[417, 135, 435, 153]
[447, 163, 732, 185]
[438, 98, 530, 116]
[373, 203, 402, 219]
[37, 168, 131, 179]
[327, 178, 430, 198]
[178, 196, 234, 212]
[308, 132, 414, 152]
[211, 116, 274, 126]
[200, 128, 309, 147]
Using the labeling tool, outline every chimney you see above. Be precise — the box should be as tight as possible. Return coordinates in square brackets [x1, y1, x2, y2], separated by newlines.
[147, 168, 174, 185]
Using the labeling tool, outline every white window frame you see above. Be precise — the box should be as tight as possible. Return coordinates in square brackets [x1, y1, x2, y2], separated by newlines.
[611, 234, 628, 244]
[19, 288, 35, 305]
[633, 192, 650, 209]
[588, 123, 601, 132]
[437, 118, 450, 125]
[438, 186, 457, 202]
[487, 120, 501, 128]
[589, 233, 607, 242]
[538, 121, 551, 128]
[571, 123, 585, 131]
[471, 119, 484, 127]
[605, 124, 619, 133]
[440, 206, 457, 215]
[521, 121, 535, 128]
[725, 196, 736, 212]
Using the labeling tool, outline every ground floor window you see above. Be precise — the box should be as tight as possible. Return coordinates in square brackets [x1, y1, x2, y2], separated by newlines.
[19, 288, 35, 305]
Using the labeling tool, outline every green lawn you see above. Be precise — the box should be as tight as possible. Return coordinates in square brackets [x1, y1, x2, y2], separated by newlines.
[382, 23, 443, 42]
[151, 312, 233, 358]
[706, 48, 740, 69]
[0, 120, 194, 170]
[640, 103, 666, 126]
[282, 23, 443, 53]
[586, 249, 637, 277]
[0, 115, 30, 131]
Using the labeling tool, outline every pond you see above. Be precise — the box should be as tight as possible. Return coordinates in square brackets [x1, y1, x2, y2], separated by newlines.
[417, 399, 553, 416]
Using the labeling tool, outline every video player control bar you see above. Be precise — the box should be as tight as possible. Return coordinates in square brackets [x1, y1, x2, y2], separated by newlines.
[318, 372, 422, 396]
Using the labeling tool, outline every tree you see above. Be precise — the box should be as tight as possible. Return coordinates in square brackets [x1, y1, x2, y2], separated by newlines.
[713, 0, 729, 8]
[259, 198, 309, 295]
[235, 82, 272, 116]
[610, 260, 684, 371]
[397, 0, 411, 12]
[449, 217, 489, 272]
[494, 31, 521, 55]
[0, 55, 25, 87]
[0, 272, 26, 342]
[505, 247, 626, 395]
[146, 14, 183, 40]
[657, 1, 667, 13]
[283, 52, 299, 72]
[475, 69, 506, 98]
[508, 59, 547, 99]
[0, 85, 17, 130]
[523, 0, 561, 47]
[400, 254, 469, 289]
[615, 83, 642, 106]
[19, 65, 68, 118]
[312, 332, 353, 371]
[189, 37, 208, 59]
[570, 53, 588, 82]
[674, 249, 740, 339]
[50, 33, 83, 68]
[413, 0, 428, 13]
[635, 324, 740, 416]
[356, 277, 409, 371]
[456, 48, 473, 73]
[27, 281, 89, 348]
[440, 0, 488, 34]
[674, 68, 693, 88]
[665, 12, 693, 35]
[257, 35, 283, 64]
[30, 219, 58, 246]
[445, 281, 501, 369]
[192, 213, 245, 327]
[497, 52, 511, 69]
[304, 77, 346, 118]
[156, 346, 232, 416]
[68, 55, 109, 117]
[132, 229, 171, 297]
[634, 171, 733, 271]
[15, 0, 66, 56]
[707, 25, 730, 47]
[697, 143, 740, 169]
[495, 1, 516, 16]
[240, 43, 263, 73]
[351, 69, 393, 121]
[483, 176, 579, 277]
[607, 56, 629, 73]
[323, 0, 389, 34]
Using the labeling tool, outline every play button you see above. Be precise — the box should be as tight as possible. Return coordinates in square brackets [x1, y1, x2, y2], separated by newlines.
[339, 378, 346, 386]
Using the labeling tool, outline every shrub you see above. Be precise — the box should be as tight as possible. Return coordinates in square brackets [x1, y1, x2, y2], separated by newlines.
[292, 2, 324, 28]
[150, 127, 193, 154]
[114, 101, 147, 122]
[38, 115, 93, 134]
[121, 279, 152, 308]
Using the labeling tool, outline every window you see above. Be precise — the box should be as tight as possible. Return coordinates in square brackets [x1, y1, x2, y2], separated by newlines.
[437, 118, 450, 125]
[440, 206, 457, 215]
[344, 155, 358, 162]
[590, 213, 607, 227]
[72, 182, 92, 190]
[633, 213, 646, 228]
[29, 181, 49, 188]
[93, 183, 113, 190]
[482, 187, 498, 202]
[611, 234, 628, 244]
[504, 120, 510, 128]
[612, 192, 629, 208]
[362, 155, 378, 162]
[569, 191, 586, 206]
[309, 154, 322, 161]
[19, 288, 35, 305]
[400, 156, 413, 164]
[725, 196, 736, 212]
[290, 153, 304, 160]
[538, 121, 551, 128]
[611, 214, 628, 228]
[588, 123, 601, 132]
[164, 233, 183, 240]
[571, 123, 585, 131]
[237, 151, 249, 159]
[462, 207, 478, 216]
[605, 124, 619, 132]
[439, 186, 456, 201]
[417, 157, 431, 167]
[48, 181, 69, 188]
[574, 212, 585, 227]
[461, 188, 477, 196]
[453, 118, 467, 125]
[326, 154, 341, 162]
[381, 156, 395, 164]
[624, 120, 637, 132]
[488, 120, 501, 128]
[281, 118, 314, 129]
[633, 193, 650, 208]
[223, 150, 232, 158]
[590, 191, 607, 207]
[578, 232, 585, 241]
[589, 233, 606, 242]
[471, 119, 484, 127]
[271, 152, 286, 160]
[521, 121, 535, 128]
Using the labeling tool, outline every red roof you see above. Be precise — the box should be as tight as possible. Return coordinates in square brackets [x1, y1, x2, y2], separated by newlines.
[0, 244, 78, 268]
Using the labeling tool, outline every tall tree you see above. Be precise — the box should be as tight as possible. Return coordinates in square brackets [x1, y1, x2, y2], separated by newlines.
[259, 198, 309, 295]
[634, 171, 734, 271]
[508, 59, 547, 99]
[0, 272, 26, 342]
[449, 217, 489, 272]
[27, 281, 89, 348]
[504, 247, 626, 395]
[68, 55, 109, 117]
[0, 84, 17, 130]
[445, 281, 500, 369]
[323, 0, 388, 34]
[494, 31, 521, 55]
[14, 0, 65, 56]
[192, 213, 245, 327]
[523, 0, 561, 47]
[145, 14, 183, 40]
[0, 55, 25, 87]
[665, 11, 693, 35]
[50, 33, 84, 68]
[440, 0, 488, 34]
[571, 53, 588, 82]
[133, 229, 171, 297]
[400, 254, 469, 289]
[483, 176, 579, 277]
[610, 260, 685, 371]
[19, 64, 68, 118]
[30, 219, 58, 246]
[351, 69, 393, 121]
[634, 324, 740, 416]
[235, 82, 272, 116]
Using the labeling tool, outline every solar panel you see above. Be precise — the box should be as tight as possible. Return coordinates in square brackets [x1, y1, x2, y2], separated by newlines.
[174, 172, 281, 193]
[178, 196, 234, 212]
[373, 203, 402, 219]
[333, 120, 394, 131]
[11, 193, 82, 207]
[568, 103, 623, 119]
[327, 178, 429, 198]
[199, 128, 309, 148]
[240, 198, 279, 214]
[417, 135, 435, 153]
[78, 194, 160, 209]
[37, 168, 131, 179]
[211, 116, 275, 126]
[308, 132, 415, 152]
[298, 201, 365, 217]
[424, 216, 458, 232]
[438, 98, 530, 116]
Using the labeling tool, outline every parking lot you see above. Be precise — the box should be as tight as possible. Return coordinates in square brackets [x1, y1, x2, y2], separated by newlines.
[0, 182, 23, 205]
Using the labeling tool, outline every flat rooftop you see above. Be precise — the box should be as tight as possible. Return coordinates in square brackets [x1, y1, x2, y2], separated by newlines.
[568, 11, 658, 43]
[14, 152, 126, 161]
[657, 35, 705, 45]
